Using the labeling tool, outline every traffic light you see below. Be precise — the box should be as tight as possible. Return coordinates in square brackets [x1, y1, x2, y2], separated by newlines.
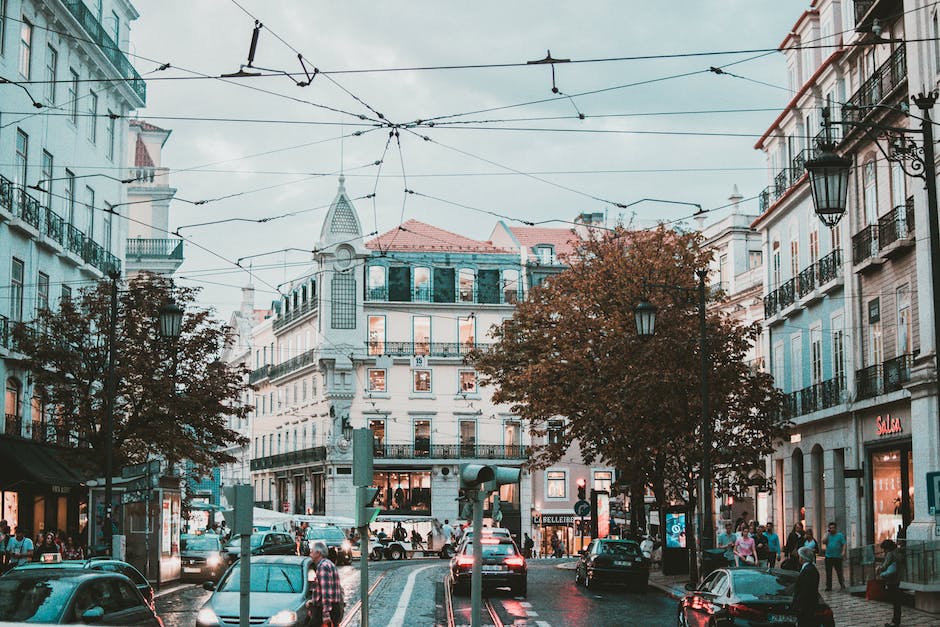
[459, 463, 495, 489]
[352, 428, 374, 487]
[577, 477, 587, 501]
[482, 466, 521, 493]
[356, 485, 381, 527]
[221, 484, 253, 535]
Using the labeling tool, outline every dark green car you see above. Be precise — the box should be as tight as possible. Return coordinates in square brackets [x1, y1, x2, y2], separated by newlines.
[223, 531, 296, 564]
[575, 539, 650, 590]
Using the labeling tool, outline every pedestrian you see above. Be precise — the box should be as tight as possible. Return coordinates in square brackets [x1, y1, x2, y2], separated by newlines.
[792, 546, 820, 627]
[35, 533, 60, 561]
[524, 533, 534, 559]
[441, 520, 453, 546]
[63, 537, 84, 560]
[822, 521, 846, 591]
[6, 528, 33, 567]
[717, 522, 737, 564]
[879, 539, 901, 627]
[393, 522, 407, 542]
[733, 527, 758, 566]
[550, 534, 560, 558]
[755, 524, 770, 566]
[765, 522, 781, 568]
[803, 527, 818, 555]
[410, 529, 423, 549]
[426, 529, 434, 551]
[784, 521, 805, 558]
[307, 540, 344, 626]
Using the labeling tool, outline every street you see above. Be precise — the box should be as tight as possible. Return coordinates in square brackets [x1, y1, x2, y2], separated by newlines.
[155, 558, 676, 627]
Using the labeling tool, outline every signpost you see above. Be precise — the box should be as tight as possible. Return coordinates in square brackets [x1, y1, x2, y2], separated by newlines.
[222, 485, 253, 627]
[574, 500, 591, 553]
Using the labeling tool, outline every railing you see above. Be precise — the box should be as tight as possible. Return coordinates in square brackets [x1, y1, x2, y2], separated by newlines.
[272, 299, 317, 331]
[848, 542, 889, 587]
[3, 414, 21, 437]
[784, 376, 846, 417]
[878, 200, 915, 249]
[763, 290, 778, 318]
[366, 286, 520, 304]
[798, 265, 816, 297]
[248, 364, 271, 385]
[249, 445, 327, 470]
[843, 46, 906, 126]
[852, 225, 880, 264]
[366, 341, 489, 358]
[899, 540, 940, 585]
[777, 278, 796, 309]
[884, 354, 913, 393]
[368, 287, 388, 301]
[268, 348, 319, 380]
[126, 238, 184, 260]
[817, 248, 843, 285]
[372, 443, 528, 460]
[44, 206, 64, 244]
[856, 364, 883, 400]
[61, 1, 146, 103]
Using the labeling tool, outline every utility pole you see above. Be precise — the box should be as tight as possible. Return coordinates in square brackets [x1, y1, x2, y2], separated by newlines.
[103, 269, 119, 555]
[353, 429, 379, 627]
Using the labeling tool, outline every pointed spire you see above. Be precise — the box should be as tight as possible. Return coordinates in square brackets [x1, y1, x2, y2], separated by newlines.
[338, 174, 346, 193]
[729, 184, 743, 214]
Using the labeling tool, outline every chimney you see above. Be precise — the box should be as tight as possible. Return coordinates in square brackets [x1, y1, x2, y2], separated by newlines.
[240, 284, 255, 318]
[574, 212, 605, 239]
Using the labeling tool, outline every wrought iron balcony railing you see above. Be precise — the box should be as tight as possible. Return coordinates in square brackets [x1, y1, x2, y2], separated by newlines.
[371, 443, 528, 460]
[817, 248, 843, 285]
[273, 299, 317, 332]
[798, 265, 816, 297]
[249, 445, 328, 471]
[843, 46, 906, 126]
[366, 341, 489, 358]
[248, 364, 271, 385]
[852, 225, 880, 264]
[878, 200, 915, 249]
[784, 376, 846, 417]
[268, 348, 319, 381]
[855, 354, 912, 401]
[765, 250, 843, 319]
[856, 364, 883, 400]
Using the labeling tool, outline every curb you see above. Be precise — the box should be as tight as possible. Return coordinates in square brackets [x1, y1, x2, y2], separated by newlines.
[648, 579, 684, 601]
[154, 583, 193, 599]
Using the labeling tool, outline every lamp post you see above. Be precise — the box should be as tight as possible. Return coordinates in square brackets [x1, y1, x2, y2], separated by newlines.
[634, 269, 712, 580]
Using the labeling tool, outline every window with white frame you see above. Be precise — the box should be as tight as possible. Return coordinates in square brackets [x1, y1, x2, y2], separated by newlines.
[863, 159, 878, 225]
[869, 298, 883, 367]
[810, 325, 823, 384]
[547, 420, 564, 446]
[68, 69, 78, 124]
[503, 269, 519, 303]
[808, 229, 819, 268]
[44, 44, 56, 103]
[368, 369, 386, 392]
[414, 266, 431, 301]
[897, 286, 912, 356]
[458, 316, 475, 351]
[413, 369, 431, 393]
[368, 315, 385, 355]
[459, 370, 477, 394]
[593, 470, 613, 493]
[18, 18, 30, 78]
[87, 91, 97, 142]
[546, 470, 567, 499]
[413, 316, 430, 355]
[368, 265, 386, 300]
[790, 334, 802, 392]
[832, 314, 845, 386]
[459, 268, 475, 302]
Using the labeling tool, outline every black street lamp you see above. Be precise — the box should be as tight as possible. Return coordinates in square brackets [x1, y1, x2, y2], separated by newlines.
[159, 299, 184, 340]
[804, 114, 853, 228]
[634, 269, 712, 582]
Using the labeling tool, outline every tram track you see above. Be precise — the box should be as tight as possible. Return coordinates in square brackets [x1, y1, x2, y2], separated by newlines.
[338, 571, 387, 627]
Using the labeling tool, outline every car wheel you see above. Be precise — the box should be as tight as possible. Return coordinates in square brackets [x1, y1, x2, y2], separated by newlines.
[388, 546, 405, 560]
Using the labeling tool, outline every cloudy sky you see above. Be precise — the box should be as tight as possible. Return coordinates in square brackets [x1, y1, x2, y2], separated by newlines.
[129, 1, 807, 314]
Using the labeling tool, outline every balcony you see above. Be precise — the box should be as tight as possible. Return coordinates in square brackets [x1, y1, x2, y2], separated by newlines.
[61, 1, 146, 104]
[126, 238, 184, 260]
[0, 316, 33, 355]
[366, 285, 520, 305]
[817, 249, 843, 287]
[856, 354, 912, 401]
[372, 443, 528, 460]
[852, 225, 882, 268]
[783, 376, 846, 417]
[843, 46, 906, 127]
[273, 299, 317, 332]
[248, 364, 271, 385]
[878, 200, 915, 256]
[758, 150, 811, 213]
[269, 348, 319, 381]
[366, 341, 490, 358]
[249, 445, 327, 471]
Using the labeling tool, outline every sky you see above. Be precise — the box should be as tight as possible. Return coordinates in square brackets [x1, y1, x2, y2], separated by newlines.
[128, 1, 808, 315]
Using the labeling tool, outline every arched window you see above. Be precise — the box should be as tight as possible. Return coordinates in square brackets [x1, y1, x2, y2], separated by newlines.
[4, 378, 21, 420]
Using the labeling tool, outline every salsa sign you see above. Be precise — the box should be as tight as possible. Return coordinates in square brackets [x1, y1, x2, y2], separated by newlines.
[876, 414, 903, 437]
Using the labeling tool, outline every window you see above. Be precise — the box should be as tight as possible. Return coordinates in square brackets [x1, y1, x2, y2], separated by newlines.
[85, 186, 95, 238]
[102, 205, 112, 250]
[458, 316, 475, 352]
[718, 254, 728, 290]
[106, 111, 115, 160]
[771, 240, 781, 287]
[790, 334, 802, 392]
[808, 229, 819, 267]
[869, 298, 883, 367]
[547, 420, 564, 446]
[459, 370, 477, 394]
[44, 44, 56, 103]
[38, 150, 53, 210]
[367, 369, 386, 392]
[110, 10, 120, 44]
[830, 224, 841, 251]
[458, 268, 475, 302]
[547, 470, 567, 499]
[413, 369, 431, 393]
[370, 419, 386, 455]
[810, 325, 823, 384]
[5, 377, 20, 419]
[10, 258, 24, 321]
[459, 419, 475, 455]
[60, 284, 71, 305]
[368, 315, 385, 355]
[367, 265, 386, 300]
[864, 159, 877, 225]
[413, 316, 430, 355]
[14, 129, 27, 192]
[0, 0, 6, 55]
[503, 269, 519, 303]
[36, 272, 49, 315]
[87, 91, 97, 142]
[64, 169, 75, 223]
[504, 420, 520, 455]
[593, 470, 612, 493]
[934, 11, 940, 76]
[414, 419, 430, 456]
[534, 245, 554, 264]
[414, 267, 431, 301]
[789, 234, 799, 278]
[69, 69, 78, 124]
[18, 18, 30, 78]
[301, 379, 307, 401]
[897, 286, 912, 356]
[331, 272, 356, 329]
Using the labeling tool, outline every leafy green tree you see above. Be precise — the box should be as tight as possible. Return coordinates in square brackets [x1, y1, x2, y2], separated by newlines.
[13, 272, 250, 476]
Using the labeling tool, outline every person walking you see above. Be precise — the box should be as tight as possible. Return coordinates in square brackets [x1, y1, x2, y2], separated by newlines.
[307, 540, 344, 626]
[441, 520, 454, 546]
[62, 537, 84, 560]
[524, 533, 534, 559]
[792, 546, 820, 627]
[803, 527, 818, 555]
[34, 533, 61, 561]
[879, 539, 901, 627]
[717, 522, 737, 564]
[733, 527, 758, 566]
[822, 522, 846, 591]
[6, 528, 33, 567]
[765, 523, 781, 568]
[755, 525, 770, 567]
[784, 522, 805, 560]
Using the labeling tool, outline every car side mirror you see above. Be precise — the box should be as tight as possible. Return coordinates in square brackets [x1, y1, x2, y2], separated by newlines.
[81, 606, 105, 623]
[684, 583, 698, 592]
[202, 581, 216, 591]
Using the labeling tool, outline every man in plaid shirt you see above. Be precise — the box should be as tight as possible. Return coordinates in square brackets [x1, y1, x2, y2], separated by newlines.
[308, 540, 344, 626]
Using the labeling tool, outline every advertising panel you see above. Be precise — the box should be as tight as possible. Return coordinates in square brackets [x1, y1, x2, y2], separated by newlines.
[665, 511, 687, 548]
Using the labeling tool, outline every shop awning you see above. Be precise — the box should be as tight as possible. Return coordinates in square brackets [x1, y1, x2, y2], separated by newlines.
[0, 438, 86, 491]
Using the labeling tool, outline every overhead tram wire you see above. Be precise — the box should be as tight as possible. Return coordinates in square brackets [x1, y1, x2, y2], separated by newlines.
[381, 130, 410, 253]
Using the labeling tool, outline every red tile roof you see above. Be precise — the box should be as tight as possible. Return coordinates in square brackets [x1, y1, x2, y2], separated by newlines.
[366, 219, 513, 253]
[134, 135, 155, 168]
[508, 226, 579, 260]
[129, 119, 167, 133]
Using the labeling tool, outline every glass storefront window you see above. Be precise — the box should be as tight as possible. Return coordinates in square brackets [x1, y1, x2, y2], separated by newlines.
[871, 448, 913, 545]
[372, 471, 431, 514]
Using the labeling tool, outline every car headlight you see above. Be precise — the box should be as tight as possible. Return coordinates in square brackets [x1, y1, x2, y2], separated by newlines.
[341, 540, 351, 552]
[207, 553, 222, 567]
[269, 610, 297, 625]
[196, 607, 219, 626]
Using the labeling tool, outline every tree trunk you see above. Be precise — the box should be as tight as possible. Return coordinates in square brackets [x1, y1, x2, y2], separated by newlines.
[686, 495, 699, 585]
[629, 478, 646, 540]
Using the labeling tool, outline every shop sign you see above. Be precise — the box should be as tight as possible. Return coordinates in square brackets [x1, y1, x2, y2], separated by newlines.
[875, 414, 903, 437]
[540, 514, 574, 525]
[50, 485, 71, 494]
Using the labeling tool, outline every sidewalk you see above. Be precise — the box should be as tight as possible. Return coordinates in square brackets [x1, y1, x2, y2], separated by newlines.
[648, 569, 940, 627]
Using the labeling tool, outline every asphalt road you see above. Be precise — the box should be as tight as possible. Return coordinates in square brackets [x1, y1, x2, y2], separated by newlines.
[155, 558, 677, 626]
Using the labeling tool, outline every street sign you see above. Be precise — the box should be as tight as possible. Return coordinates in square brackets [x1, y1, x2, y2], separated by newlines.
[574, 499, 591, 517]
[121, 490, 153, 504]
[121, 460, 160, 479]
[122, 474, 159, 492]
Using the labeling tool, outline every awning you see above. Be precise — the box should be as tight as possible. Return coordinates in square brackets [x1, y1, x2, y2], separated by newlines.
[0, 438, 86, 491]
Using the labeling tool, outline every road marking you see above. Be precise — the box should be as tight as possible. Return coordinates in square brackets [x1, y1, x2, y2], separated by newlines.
[386, 564, 436, 627]
[520, 601, 532, 608]
[535, 622, 551, 627]
[527, 610, 539, 616]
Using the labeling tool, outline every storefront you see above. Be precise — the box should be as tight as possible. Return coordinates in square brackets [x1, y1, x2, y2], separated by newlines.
[533, 512, 575, 557]
[373, 470, 432, 515]
[863, 405, 913, 545]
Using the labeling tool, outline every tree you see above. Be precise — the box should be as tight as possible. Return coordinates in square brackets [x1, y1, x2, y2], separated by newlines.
[471, 226, 786, 580]
[13, 272, 250, 477]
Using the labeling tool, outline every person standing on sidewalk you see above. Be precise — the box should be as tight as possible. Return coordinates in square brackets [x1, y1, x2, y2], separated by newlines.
[879, 539, 901, 627]
[822, 522, 846, 591]
[792, 546, 820, 627]
[765, 523, 781, 568]
[307, 540, 344, 626]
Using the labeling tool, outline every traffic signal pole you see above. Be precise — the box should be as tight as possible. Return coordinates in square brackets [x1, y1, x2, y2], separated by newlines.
[470, 489, 484, 627]
[352, 429, 379, 627]
[358, 524, 370, 627]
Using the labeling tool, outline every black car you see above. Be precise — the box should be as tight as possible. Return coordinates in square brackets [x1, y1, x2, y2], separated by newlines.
[450, 537, 527, 597]
[575, 538, 650, 590]
[13, 557, 155, 609]
[0, 569, 163, 625]
[303, 525, 352, 565]
[197, 555, 313, 627]
[677, 567, 836, 627]
[223, 531, 296, 563]
[180, 534, 226, 582]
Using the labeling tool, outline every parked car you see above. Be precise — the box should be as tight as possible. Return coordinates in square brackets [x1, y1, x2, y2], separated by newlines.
[223, 531, 296, 563]
[197, 555, 314, 627]
[303, 525, 352, 565]
[677, 567, 836, 627]
[180, 534, 226, 582]
[575, 538, 650, 591]
[450, 537, 527, 597]
[13, 557, 155, 609]
[0, 569, 163, 625]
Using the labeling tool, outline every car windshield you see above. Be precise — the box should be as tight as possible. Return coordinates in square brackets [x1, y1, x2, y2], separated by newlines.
[599, 542, 641, 556]
[0, 574, 78, 623]
[732, 570, 797, 600]
[306, 527, 345, 541]
[226, 534, 265, 550]
[463, 542, 517, 557]
[182, 536, 222, 552]
[217, 563, 303, 594]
